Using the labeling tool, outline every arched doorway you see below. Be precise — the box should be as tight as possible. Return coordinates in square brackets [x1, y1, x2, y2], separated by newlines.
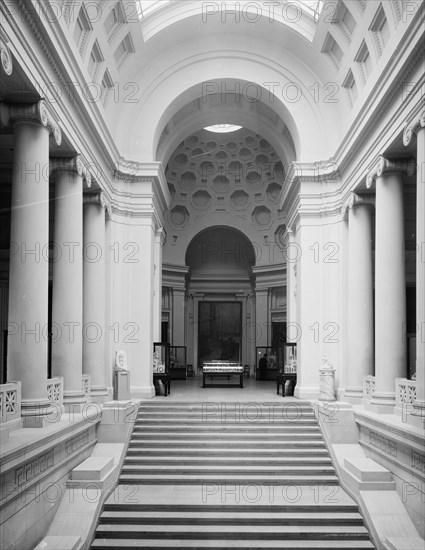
[185, 226, 256, 369]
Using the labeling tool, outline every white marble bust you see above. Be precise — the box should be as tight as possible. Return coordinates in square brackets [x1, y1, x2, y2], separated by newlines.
[321, 356, 334, 369]
[115, 350, 128, 371]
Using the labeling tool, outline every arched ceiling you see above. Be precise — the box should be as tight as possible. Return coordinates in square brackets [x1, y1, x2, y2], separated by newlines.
[98, 1, 345, 163]
[162, 127, 288, 268]
[50, 0, 405, 165]
[156, 89, 297, 166]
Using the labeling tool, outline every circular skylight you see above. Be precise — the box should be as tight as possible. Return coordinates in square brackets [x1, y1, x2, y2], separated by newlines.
[204, 124, 243, 134]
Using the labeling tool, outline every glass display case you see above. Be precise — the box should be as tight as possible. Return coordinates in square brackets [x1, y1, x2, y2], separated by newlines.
[255, 346, 278, 380]
[169, 346, 187, 379]
[276, 343, 297, 396]
[153, 342, 170, 373]
[282, 342, 297, 373]
[153, 342, 171, 396]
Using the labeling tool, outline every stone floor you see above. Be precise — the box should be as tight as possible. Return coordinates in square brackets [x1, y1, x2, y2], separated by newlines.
[149, 373, 293, 402]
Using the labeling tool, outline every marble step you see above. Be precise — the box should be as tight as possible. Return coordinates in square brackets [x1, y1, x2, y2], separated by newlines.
[139, 406, 313, 412]
[103, 500, 361, 514]
[92, 539, 374, 549]
[95, 523, 370, 539]
[135, 413, 317, 420]
[121, 464, 336, 474]
[126, 447, 330, 456]
[118, 474, 340, 485]
[99, 511, 364, 525]
[123, 456, 333, 465]
[131, 429, 323, 441]
[128, 439, 327, 448]
[134, 424, 319, 430]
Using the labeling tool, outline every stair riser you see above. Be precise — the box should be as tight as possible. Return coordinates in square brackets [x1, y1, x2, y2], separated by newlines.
[95, 532, 369, 541]
[99, 518, 364, 526]
[123, 460, 333, 466]
[104, 504, 361, 514]
[128, 443, 327, 448]
[118, 479, 340, 485]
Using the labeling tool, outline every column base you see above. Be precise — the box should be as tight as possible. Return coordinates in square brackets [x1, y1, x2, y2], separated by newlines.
[294, 385, 319, 401]
[344, 386, 365, 404]
[130, 384, 155, 399]
[21, 399, 56, 428]
[89, 386, 110, 404]
[63, 390, 88, 413]
[367, 391, 396, 414]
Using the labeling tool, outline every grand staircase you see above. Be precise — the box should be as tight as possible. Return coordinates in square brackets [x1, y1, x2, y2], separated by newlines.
[92, 401, 374, 549]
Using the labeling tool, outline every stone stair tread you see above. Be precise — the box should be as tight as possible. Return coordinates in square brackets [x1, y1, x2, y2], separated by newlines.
[130, 444, 327, 452]
[100, 511, 363, 521]
[124, 457, 332, 463]
[92, 540, 374, 549]
[131, 433, 323, 438]
[119, 474, 340, 482]
[127, 450, 330, 456]
[121, 465, 336, 471]
[96, 524, 369, 535]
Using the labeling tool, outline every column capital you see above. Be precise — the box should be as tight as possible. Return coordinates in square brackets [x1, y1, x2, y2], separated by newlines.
[403, 109, 425, 146]
[50, 156, 92, 188]
[0, 30, 13, 76]
[366, 156, 416, 189]
[83, 190, 112, 216]
[342, 192, 375, 219]
[1, 100, 62, 145]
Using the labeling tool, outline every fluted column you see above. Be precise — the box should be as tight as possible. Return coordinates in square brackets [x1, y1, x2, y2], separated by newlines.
[51, 157, 91, 409]
[285, 228, 298, 338]
[153, 228, 163, 342]
[367, 156, 415, 412]
[5, 101, 61, 425]
[404, 110, 425, 417]
[343, 193, 375, 402]
[83, 190, 110, 402]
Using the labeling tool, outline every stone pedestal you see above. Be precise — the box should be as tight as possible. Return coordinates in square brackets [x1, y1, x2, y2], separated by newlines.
[114, 370, 131, 401]
[319, 368, 336, 401]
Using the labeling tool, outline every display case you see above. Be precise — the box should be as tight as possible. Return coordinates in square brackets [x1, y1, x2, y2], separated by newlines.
[202, 361, 244, 388]
[277, 343, 297, 396]
[255, 347, 278, 381]
[153, 342, 171, 396]
[169, 346, 187, 379]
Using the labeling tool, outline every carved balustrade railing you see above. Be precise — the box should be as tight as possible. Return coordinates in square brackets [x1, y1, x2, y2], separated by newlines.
[46, 377, 63, 406]
[82, 374, 91, 400]
[363, 375, 376, 401]
[0, 382, 21, 423]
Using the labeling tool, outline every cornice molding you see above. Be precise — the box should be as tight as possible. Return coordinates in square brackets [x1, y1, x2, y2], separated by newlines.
[334, 17, 425, 175]
[0, 28, 13, 76]
[403, 108, 425, 146]
[366, 156, 416, 189]
[1, 100, 61, 145]
[50, 155, 92, 188]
